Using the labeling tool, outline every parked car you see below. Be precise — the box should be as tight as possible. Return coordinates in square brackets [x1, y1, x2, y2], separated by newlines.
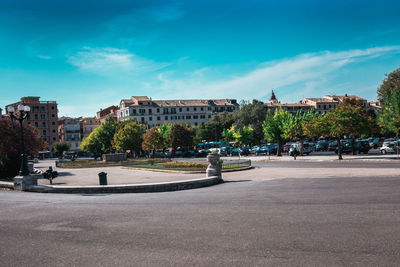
[380, 141, 398, 154]
[289, 143, 312, 155]
[328, 140, 338, 151]
[283, 143, 292, 153]
[316, 140, 329, 151]
[255, 145, 274, 156]
[368, 137, 383, 149]
[230, 147, 249, 156]
[335, 140, 371, 154]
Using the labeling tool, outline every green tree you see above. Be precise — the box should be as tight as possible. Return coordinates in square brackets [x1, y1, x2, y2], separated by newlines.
[156, 123, 172, 149]
[53, 142, 71, 157]
[378, 90, 400, 157]
[263, 108, 290, 156]
[113, 119, 145, 156]
[80, 117, 117, 155]
[323, 101, 371, 159]
[195, 121, 224, 143]
[233, 100, 267, 144]
[142, 127, 164, 157]
[230, 125, 254, 145]
[168, 124, 194, 152]
[211, 112, 234, 129]
[283, 109, 319, 155]
[377, 66, 400, 105]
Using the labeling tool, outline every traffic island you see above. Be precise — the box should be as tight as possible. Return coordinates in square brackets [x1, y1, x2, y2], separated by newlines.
[22, 176, 222, 194]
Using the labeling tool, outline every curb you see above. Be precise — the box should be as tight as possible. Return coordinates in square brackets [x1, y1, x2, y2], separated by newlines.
[0, 181, 13, 189]
[122, 166, 253, 174]
[21, 176, 222, 194]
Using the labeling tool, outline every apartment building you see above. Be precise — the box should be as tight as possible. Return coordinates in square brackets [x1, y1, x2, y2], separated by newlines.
[266, 91, 376, 114]
[58, 117, 82, 151]
[5, 97, 59, 147]
[80, 117, 101, 139]
[117, 96, 239, 128]
[97, 105, 118, 124]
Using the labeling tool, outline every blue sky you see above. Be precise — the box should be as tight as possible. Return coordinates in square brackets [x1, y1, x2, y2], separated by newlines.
[1, 0, 400, 117]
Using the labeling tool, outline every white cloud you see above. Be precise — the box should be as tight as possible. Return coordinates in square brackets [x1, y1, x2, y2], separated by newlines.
[67, 47, 170, 76]
[153, 46, 400, 101]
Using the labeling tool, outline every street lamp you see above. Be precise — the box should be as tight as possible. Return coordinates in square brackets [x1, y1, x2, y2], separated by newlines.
[7, 104, 31, 176]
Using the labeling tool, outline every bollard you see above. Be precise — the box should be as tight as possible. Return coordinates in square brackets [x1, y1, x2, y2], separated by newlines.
[98, 172, 107, 185]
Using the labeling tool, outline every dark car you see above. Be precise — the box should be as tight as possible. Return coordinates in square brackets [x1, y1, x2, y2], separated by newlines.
[255, 145, 273, 156]
[316, 141, 329, 151]
[335, 140, 371, 154]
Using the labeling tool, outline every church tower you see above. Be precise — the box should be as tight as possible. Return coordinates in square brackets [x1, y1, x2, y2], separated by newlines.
[269, 90, 278, 104]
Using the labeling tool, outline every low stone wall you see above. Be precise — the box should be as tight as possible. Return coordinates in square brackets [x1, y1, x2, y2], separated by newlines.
[102, 153, 127, 163]
[24, 176, 222, 194]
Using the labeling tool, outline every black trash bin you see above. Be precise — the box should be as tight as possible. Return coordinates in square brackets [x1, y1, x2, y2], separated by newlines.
[98, 172, 107, 185]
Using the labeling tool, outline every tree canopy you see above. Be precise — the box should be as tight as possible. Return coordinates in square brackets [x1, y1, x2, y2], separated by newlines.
[113, 119, 145, 154]
[142, 127, 164, 153]
[263, 108, 290, 156]
[80, 117, 118, 155]
[378, 66, 400, 105]
[169, 124, 194, 149]
[233, 100, 267, 144]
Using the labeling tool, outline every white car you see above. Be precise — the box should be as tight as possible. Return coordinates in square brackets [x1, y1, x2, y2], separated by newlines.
[380, 142, 398, 154]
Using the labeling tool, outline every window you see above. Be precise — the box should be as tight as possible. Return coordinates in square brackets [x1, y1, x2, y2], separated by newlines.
[165, 116, 168, 120]
[52, 122, 55, 125]
[323, 105, 326, 110]
[157, 108, 160, 113]
[141, 117, 145, 123]
[157, 116, 161, 121]
[133, 109, 136, 114]
[40, 114, 46, 119]
[139, 109, 146, 114]
[186, 107, 190, 111]
[201, 107, 204, 111]
[42, 122, 46, 127]
[52, 114, 55, 118]
[40, 106, 45, 112]
[329, 104, 331, 108]
[53, 137, 56, 141]
[193, 115, 198, 119]
[149, 117, 153, 121]
[171, 108, 176, 114]
[163, 108, 169, 114]
[194, 122, 198, 126]
[194, 107, 197, 111]
[179, 107, 182, 112]
[148, 109, 152, 114]
[51, 106, 55, 110]
[52, 129, 56, 133]
[200, 115, 205, 119]
[34, 114, 38, 119]
[43, 130, 47, 135]
[208, 107, 211, 111]
[186, 115, 191, 119]
[208, 115, 211, 118]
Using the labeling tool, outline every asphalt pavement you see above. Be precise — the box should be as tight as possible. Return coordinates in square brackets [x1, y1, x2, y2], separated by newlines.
[2, 160, 400, 266]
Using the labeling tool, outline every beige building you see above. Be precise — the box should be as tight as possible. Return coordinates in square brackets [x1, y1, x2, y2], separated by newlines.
[80, 117, 101, 139]
[117, 96, 239, 128]
[97, 105, 118, 124]
[58, 117, 82, 151]
[266, 91, 376, 114]
[265, 90, 313, 114]
[6, 97, 59, 147]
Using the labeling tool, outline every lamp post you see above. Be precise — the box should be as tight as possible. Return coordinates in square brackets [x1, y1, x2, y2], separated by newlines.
[7, 104, 31, 176]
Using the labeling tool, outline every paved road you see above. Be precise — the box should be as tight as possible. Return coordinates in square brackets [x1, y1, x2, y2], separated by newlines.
[2, 161, 400, 266]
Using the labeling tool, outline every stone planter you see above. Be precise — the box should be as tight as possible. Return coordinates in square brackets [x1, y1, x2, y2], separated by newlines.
[206, 154, 222, 179]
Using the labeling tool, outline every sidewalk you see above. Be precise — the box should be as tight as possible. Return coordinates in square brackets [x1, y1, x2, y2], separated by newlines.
[223, 150, 400, 162]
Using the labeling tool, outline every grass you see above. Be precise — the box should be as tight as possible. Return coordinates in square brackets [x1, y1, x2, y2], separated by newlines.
[129, 161, 248, 172]
[58, 158, 169, 168]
